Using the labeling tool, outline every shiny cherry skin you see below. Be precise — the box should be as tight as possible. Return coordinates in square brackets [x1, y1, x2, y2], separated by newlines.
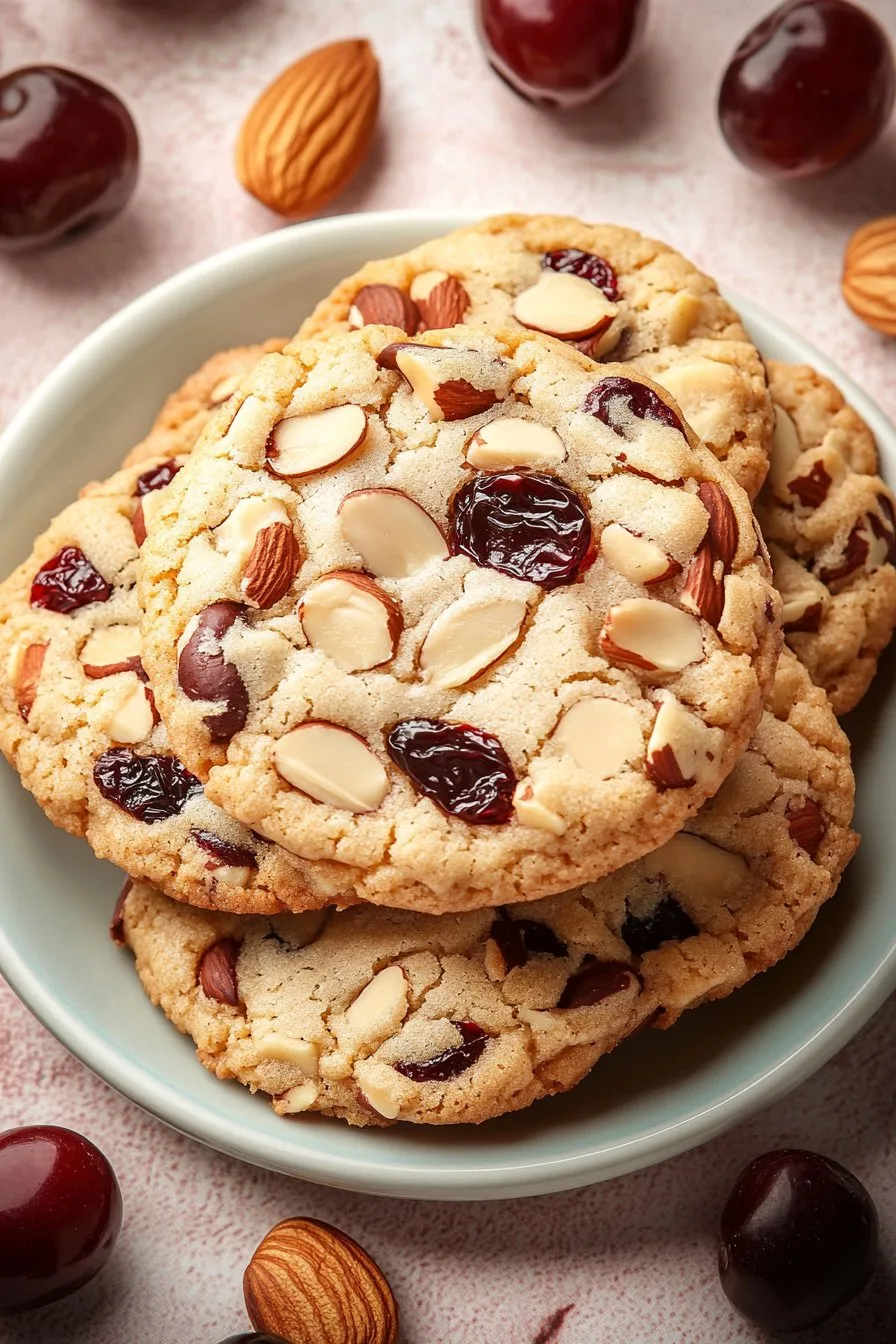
[718, 1, 896, 177]
[0, 1126, 123, 1314]
[476, 0, 649, 107]
[0, 66, 139, 251]
[719, 1148, 879, 1331]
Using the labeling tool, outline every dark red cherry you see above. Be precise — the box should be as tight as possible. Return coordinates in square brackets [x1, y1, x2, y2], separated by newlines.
[386, 718, 517, 824]
[0, 66, 139, 251]
[135, 460, 181, 496]
[0, 1126, 122, 1315]
[490, 916, 568, 970]
[450, 472, 593, 589]
[30, 546, 112, 613]
[191, 830, 256, 869]
[543, 248, 619, 300]
[718, 1, 896, 178]
[476, 0, 649, 107]
[719, 1149, 879, 1331]
[621, 894, 698, 955]
[557, 958, 636, 1007]
[583, 375, 685, 438]
[93, 749, 203, 822]
[394, 1022, 488, 1082]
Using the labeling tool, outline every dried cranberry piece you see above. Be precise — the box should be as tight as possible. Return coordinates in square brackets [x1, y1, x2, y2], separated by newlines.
[93, 749, 202, 823]
[621, 894, 698, 956]
[30, 546, 112, 613]
[543, 248, 619, 301]
[178, 601, 249, 740]
[558, 958, 636, 1008]
[582, 375, 685, 439]
[450, 472, 593, 590]
[191, 829, 256, 869]
[394, 1021, 488, 1082]
[386, 718, 517, 824]
[491, 914, 568, 969]
[135, 459, 180, 496]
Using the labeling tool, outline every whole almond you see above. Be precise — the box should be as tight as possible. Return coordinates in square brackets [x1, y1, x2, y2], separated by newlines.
[244, 1216, 399, 1344]
[242, 522, 301, 608]
[842, 215, 896, 336]
[236, 39, 380, 218]
[416, 276, 471, 331]
[198, 938, 242, 1007]
[351, 284, 420, 334]
[786, 796, 826, 857]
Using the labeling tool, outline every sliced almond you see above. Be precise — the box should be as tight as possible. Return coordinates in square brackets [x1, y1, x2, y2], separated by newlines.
[644, 695, 719, 790]
[511, 780, 567, 835]
[80, 625, 142, 678]
[665, 291, 703, 346]
[299, 570, 402, 671]
[600, 599, 704, 673]
[355, 1068, 401, 1120]
[338, 488, 448, 578]
[209, 863, 256, 888]
[12, 642, 47, 721]
[256, 1032, 320, 1074]
[513, 271, 618, 339]
[273, 722, 389, 812]
[104, 682, 156, 744]
[411, 272, 471, 330]
[275, 1080, 320, 1114]
[652, 360, 740, 445]
[600, 523, 680, 585]
[781, 589, 825, 634]
[266, 403, 367, 478]
[380, 343, 506, 422]
[340, 966, 408, 1049]
[640, 831, 748, 899]
[553, 697, 643, 779]
[348, 283, 419, 333]
[419, 595, 527, 688]
[769, 403, 803, 499]
[465, 418, 566, 471]
[214, 497, 291, 566]
[242, 521, 301, 608]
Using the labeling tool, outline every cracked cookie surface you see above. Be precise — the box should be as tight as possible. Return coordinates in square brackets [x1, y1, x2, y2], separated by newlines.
[296, 213, 773, 498]
[757, 361, 896, 714]
[0, 349, 343, 916]
[138, 324, 781, 914]
[119, 651, 856, 1127]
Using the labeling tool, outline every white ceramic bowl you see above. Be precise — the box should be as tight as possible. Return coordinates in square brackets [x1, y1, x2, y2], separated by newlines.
[0, 211, 894, 1201]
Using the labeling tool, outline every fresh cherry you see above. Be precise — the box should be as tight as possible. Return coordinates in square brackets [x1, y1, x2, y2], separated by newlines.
[475, 0, 649, 107]
[0, 66, 139, 251]
[386, 718, 517, 823]
[0, 1126, 122, 1314]
[450, 472, 593, 589]
[718, 1, 896, 178]
[719, 1149, 879, 1331]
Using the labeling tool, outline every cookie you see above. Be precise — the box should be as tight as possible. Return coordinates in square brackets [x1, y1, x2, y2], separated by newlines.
[756, 361, 896, 714]
[121, 341, 285, 470]
[295, 213, 774, 498]
[138, 323, 781, 915]
[118, 651, 856, 1127]
[0, 382, 348, 916]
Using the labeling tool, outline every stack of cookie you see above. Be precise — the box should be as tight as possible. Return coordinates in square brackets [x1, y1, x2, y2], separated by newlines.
[2, 215, 890, 1128]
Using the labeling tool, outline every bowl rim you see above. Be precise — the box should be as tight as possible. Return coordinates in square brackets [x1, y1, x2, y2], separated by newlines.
[1, 209, 894, 1201]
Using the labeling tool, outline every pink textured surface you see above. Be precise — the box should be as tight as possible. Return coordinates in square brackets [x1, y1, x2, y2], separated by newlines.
[0, 2, 894, 1340]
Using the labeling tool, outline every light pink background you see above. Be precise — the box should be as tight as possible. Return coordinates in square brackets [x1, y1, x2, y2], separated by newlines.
[1, 2, 894, 1340]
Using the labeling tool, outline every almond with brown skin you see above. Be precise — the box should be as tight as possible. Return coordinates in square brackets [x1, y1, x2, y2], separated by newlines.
[349, 284, 420, 333]
[198, 938, 242, 1007]
[413, 274, 470, 331]
[242, 522, 301, 608]
[14, 642, 47, 721]
[786, 797, 826, 857]
[235, 39, 380, 218]
[697, 480, 738, 567]
[244, 1216, 399, 1344]
[680, 542, 725, 628]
